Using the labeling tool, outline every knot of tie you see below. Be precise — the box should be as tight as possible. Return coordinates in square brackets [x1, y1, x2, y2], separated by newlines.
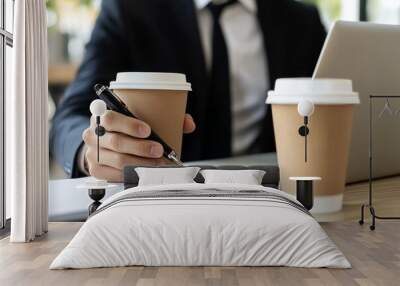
[207, 0, 237, 18]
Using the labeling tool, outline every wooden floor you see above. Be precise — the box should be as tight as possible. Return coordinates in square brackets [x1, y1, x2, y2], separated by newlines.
[315, 176, 400, 222]
[1, 177, 400, 286]
[1, 222, 400, 286]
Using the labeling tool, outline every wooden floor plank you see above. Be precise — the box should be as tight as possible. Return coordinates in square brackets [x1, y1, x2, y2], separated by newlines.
[1, 177, 400, 286]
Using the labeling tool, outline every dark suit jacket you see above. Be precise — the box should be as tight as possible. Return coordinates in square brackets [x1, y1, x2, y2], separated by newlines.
[50, 0, 326, 177]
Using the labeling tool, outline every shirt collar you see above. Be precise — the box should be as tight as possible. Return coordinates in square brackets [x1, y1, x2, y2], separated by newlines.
[194, 0, 257, 14]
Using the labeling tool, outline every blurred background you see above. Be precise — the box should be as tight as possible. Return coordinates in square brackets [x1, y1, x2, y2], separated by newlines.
[46, 0, 400, 179]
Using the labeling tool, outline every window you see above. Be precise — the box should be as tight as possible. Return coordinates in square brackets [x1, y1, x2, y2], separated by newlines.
[303, 0, 398, 26]
[0, 0, 14, 231]
[368, 0, 400, 24]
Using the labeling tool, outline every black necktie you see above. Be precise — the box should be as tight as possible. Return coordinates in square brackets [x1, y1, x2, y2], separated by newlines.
[204, 0, 236, 159]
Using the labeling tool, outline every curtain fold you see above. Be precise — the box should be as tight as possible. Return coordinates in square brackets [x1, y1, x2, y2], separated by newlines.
[9, 0, 48, 242]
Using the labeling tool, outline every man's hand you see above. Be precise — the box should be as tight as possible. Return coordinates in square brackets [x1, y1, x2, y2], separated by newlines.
[82, 111, 196, 182]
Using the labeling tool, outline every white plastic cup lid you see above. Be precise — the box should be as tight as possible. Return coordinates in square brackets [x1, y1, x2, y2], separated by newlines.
[110, 72, 192, 91]
[266, 78, 360, 105]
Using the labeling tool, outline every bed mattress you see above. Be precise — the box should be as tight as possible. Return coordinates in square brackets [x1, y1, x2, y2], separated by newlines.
[50, 183, 350, 269]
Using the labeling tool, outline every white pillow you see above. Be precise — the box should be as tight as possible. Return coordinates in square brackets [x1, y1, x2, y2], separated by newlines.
[135, 167, 200, 186]
[200, 169, 266, 185]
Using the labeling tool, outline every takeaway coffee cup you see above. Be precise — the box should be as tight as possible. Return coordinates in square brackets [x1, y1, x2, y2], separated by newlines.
[109, 72, 192, 158]
[266, 78, 360, 213]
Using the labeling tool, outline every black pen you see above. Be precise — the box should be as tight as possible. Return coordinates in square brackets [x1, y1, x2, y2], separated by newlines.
[93, 84, 184, 166]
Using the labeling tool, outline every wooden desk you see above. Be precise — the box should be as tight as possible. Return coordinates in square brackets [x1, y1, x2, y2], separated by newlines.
[315, 176, 400, 222]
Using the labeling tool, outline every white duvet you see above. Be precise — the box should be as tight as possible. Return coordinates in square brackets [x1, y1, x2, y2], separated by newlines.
[50, 183, 350, 269]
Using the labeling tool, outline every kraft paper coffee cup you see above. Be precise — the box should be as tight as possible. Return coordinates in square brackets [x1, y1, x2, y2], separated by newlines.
[109, 72, 191, 159]
[266, 78, 360, 213]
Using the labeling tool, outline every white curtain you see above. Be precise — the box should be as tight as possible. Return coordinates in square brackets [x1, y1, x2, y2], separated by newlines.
[8, 0, 49, 242]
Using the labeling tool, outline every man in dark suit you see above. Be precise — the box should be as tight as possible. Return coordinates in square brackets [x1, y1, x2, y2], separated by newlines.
[50, 0, 326, 181]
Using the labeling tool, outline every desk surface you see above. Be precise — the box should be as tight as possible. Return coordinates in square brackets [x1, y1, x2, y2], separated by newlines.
[49, 153, 278, 221]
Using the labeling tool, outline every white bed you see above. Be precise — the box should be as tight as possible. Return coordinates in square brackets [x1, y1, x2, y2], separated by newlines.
[50, 183, 350, 269]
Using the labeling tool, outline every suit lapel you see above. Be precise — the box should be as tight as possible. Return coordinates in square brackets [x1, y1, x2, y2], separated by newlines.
[168, 0, 208, 109]
[256, 0, 290, 151]
[256, 0, 290, 84]
[165, 0, 209, 158]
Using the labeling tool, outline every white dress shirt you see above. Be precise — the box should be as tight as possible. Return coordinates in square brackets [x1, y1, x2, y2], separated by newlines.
[195, 0, 269, 155]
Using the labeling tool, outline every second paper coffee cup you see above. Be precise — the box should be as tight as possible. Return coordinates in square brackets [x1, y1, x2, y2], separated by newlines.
[110, 72, 192, 158]
[267, 78, 360, 213]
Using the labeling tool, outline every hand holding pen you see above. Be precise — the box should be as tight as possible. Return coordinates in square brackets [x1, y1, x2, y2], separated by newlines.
[81, 86, 196, 182]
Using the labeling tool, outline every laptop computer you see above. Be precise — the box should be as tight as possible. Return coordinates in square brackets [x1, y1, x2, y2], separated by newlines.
[314, 20, 400, 183]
